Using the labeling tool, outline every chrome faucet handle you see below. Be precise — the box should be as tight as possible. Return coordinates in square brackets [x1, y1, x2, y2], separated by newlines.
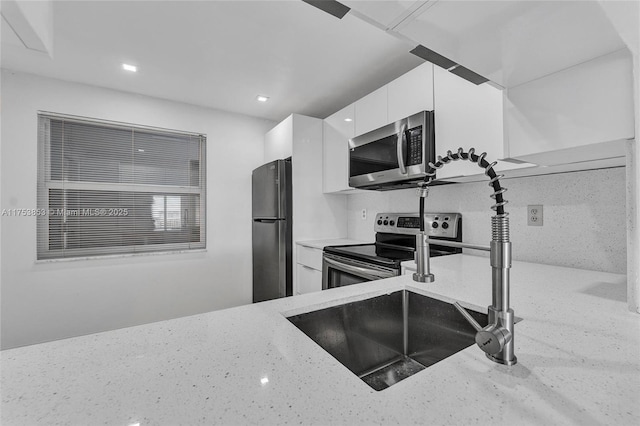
[453, 302, 512, 356]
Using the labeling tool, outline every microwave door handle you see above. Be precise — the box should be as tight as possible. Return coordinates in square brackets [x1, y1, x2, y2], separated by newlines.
[397, 124, 407, 174]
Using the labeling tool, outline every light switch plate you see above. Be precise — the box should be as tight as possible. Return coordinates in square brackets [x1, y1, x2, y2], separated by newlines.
[528, 205, 543, 226]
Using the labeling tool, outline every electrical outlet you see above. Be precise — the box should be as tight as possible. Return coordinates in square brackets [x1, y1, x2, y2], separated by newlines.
[361, 209, 367, 220]
[528, 205, 543, 226]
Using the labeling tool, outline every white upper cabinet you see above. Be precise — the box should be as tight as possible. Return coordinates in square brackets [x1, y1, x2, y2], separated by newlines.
[324, 1, 635, 188]
[504, 49, 635, 166]
[433, 66, 487, 179]
[432, 65, 529, 180]
[323, 104, 355, 193]
[324, 64, 434, 193]
[323, 61, 521, 190]
[264, 116, 293, 163]
[354, 86, 388, 136]
[353, 62, 434, 138]
[387, 62, 433, 123]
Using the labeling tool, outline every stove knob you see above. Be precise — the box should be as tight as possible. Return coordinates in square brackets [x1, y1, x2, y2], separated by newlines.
[383, 220, 389, 225]
[389, 220, 395, 226]
[441, 222, 449, 229]
[377, 220, 383, 225]
[432, 222, 439, 229]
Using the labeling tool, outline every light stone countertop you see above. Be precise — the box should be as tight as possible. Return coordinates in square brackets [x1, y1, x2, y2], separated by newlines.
[295, 238, 370, 249]
[1, 254, 639, 425]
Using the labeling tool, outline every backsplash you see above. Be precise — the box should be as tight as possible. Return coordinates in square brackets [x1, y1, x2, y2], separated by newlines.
[347, 167, 626, 274]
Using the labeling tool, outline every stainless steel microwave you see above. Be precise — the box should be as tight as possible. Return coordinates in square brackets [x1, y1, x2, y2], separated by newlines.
[348, 110, 435, 190]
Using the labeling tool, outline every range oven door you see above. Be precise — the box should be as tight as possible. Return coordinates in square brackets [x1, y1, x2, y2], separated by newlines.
[322, 253, 399, 290]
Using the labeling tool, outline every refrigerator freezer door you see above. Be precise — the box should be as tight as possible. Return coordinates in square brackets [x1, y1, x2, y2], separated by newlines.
[252, 160, 286, 219]
[252, 219, 291, 302]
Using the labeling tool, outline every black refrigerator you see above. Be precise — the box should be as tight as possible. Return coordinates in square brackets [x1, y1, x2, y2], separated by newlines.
[252, 159, 292, 302]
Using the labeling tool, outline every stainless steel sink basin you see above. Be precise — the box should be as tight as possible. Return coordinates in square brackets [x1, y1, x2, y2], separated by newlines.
[287, 290, 487, 391]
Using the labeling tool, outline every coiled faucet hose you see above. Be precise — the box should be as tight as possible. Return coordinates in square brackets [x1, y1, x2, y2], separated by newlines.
[421, 148, 508, 217]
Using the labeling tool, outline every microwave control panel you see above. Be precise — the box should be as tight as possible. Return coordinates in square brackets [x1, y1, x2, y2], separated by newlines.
[406, 126, 423, 166]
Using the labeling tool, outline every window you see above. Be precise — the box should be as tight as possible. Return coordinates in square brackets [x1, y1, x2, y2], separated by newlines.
[152, 195, 192, 231]
[37, 113, 206, 259]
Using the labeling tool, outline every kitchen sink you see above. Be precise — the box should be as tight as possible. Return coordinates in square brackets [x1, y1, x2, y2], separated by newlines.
[287, 290, 487, 391]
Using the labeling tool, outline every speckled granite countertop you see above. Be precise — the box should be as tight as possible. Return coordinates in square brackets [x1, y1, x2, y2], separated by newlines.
[2, 255, 639, 425]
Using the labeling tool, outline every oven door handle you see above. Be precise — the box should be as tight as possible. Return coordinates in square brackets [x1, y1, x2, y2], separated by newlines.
[323, 256, 393, 281]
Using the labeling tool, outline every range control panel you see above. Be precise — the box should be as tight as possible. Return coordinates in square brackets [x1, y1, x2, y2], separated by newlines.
[374, 212, 461, 239]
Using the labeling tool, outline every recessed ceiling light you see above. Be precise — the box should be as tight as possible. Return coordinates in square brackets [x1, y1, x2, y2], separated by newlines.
[344, 118, 353, 122]
[256, 95, 269, 102]
[122, 63, 137, 73]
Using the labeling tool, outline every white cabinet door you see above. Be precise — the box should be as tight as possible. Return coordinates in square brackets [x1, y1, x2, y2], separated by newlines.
[354, 86, 388, 136]
[504, 49, 634, 166]
[296, 264, 322, 295]
[296, 244, 323, 270]
[433, 66, 506, 180]
[388, 63, 434, 123]
[323, 104, 355, 193]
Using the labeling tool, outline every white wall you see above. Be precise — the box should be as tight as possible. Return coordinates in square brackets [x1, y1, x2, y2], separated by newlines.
[348, 167, 627, 274]
[0, 70, 275, 349]
[631, 34, 640, 314]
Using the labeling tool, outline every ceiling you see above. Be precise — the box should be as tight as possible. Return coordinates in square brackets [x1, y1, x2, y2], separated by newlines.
[0, 0, 425, 122]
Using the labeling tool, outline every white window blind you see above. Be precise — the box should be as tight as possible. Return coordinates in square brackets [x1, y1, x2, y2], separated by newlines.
[37, 113, 206, 259]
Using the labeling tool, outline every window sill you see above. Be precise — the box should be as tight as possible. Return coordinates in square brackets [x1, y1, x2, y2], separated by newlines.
[35, 248, 208, 264]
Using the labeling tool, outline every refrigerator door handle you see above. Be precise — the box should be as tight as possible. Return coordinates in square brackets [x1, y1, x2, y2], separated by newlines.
[254, 218, 278, 223]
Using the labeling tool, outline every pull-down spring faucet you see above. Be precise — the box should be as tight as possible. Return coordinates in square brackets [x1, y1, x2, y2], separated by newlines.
[413, 148, 517, 366]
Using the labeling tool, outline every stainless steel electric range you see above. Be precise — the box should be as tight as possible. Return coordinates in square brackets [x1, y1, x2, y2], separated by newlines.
[322, 212, 462, 290]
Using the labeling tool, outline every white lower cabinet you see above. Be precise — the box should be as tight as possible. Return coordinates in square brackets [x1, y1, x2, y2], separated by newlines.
[296, 264, 322, 295]
[297, 244, 323, 271]
[294, 239, 366, 294]
[295, 243, 324, 295]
